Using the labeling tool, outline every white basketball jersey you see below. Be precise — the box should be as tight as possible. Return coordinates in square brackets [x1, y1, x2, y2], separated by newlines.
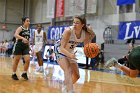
[34, 30, 44, 52]
[34, 30, 43, 45]
[54, 26, 85, 58]
[64, 26, 85, 52]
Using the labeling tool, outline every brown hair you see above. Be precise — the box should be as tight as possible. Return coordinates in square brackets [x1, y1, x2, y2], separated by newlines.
[21, 17, 29, 24]
[74, 16, 87, 32]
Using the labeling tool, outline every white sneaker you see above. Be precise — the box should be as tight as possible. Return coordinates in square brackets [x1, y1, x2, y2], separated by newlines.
[105, 58, 118, 68]
[61, 85, 67, 93]
[36, 67, 44, 73]
[39, 68, 44, 73]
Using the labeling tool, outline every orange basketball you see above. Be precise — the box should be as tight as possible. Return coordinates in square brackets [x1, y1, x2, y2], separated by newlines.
[84, 43, 100, 58]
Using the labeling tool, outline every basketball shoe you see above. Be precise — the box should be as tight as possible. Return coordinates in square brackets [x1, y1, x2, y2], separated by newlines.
[12, 74, 19, 80]
[21, 73, 28, 80]
[36, 67, 44, 73]
[105, 58, 119, 68]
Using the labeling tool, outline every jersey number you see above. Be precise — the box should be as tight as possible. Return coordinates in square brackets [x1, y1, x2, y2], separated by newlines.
[70, 45, 74, 49]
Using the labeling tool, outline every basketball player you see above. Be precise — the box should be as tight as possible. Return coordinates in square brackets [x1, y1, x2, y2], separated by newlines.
[12, 17, 30, 80]
[117, 39, 135, 67]
[54, 16, 95, 93]
[32, 24, 47, 73]
[105, 45, 140, 78]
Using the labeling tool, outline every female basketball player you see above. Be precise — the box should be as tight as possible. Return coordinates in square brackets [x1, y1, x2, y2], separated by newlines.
[12, 17, 30, 80]
[116, 39, 135, 67]
[54, 16, 95, 93]
[32, 24, 47, 73]
[105, 45, 140, 78]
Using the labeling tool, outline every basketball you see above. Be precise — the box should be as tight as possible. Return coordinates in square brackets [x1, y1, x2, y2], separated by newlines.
[84, 43, 100, 58]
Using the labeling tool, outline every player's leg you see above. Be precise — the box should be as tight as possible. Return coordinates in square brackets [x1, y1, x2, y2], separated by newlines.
[69, 60, 80, 84]
[22, 54, 30, 80]
[12, 55, 21, 80]
[12, 43, 22, 80]
[36, 51, 44, 72]
[21, 47, 30, 80]
[57, 58, 73, 93]
[105, 57, 139, 78]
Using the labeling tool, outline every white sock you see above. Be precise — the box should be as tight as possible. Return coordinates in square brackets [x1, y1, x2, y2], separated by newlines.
[23, 71, 27, 73]
[12, 72, 16, 75]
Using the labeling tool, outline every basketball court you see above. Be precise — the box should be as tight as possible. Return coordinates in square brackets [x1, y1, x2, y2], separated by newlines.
[0, 56, 140, 93]
[0, 0, 140, 93]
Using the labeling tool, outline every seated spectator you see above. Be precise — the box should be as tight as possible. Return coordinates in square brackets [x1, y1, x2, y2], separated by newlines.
[45, 45, 55, 62]
[0, 41, 2, 55]
[126, 38, 135, 53]
[1, 40, 8, 56]
[6, 40, 14, 56]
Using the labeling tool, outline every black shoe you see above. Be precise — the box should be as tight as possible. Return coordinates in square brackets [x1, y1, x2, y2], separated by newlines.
[11, 74, 19, 80]
[21, 73, 28, 80]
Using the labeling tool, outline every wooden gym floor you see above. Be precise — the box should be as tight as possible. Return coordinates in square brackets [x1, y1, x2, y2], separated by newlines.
[0, 56, 140, 93]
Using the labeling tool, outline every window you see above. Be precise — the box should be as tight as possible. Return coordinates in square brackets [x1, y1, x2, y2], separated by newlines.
[119, 4, 133, 13]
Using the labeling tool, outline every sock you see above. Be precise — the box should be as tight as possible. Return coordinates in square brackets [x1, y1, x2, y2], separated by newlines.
[23, 71, 27, 73]
[12, 72, 16, 75]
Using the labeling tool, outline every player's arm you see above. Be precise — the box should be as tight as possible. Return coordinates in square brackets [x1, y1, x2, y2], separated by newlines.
[59, 29, 71, 56]
[84, 30, 95, 46]
[14, 27, 28, 43]
[14, 27, 23, 40]
[87, 26, 95, 41]
[59, 29, 76, 59]
[84, 32, 90, 46]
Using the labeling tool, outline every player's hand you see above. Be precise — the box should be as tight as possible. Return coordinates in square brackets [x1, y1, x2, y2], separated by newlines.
[69, 51, 78, 60]
[22, 38, 29, 44]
